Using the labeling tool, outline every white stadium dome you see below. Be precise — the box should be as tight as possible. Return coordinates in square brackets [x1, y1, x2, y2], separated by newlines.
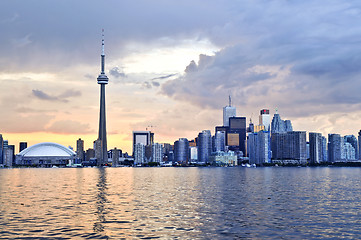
[18, 142, 75, 157]
[16, 142, 76, 167]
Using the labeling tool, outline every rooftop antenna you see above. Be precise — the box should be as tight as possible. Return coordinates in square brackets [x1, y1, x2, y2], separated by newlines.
[275, 107, 278, 114]
[229, 95, 232, 107]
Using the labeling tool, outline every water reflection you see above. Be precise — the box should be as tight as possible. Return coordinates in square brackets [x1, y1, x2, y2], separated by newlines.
[1, 167, 361, 238]
[93, 168, 107, 233]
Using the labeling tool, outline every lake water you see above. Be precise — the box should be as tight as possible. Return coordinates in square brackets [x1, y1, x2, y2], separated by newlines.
[0, 167, 361, 239]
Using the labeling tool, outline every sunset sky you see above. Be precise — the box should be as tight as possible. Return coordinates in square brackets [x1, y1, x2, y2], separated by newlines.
[2, 1, 361, 153]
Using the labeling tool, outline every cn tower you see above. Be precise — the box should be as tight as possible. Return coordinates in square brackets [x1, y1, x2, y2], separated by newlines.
[97, 30, 109, 166]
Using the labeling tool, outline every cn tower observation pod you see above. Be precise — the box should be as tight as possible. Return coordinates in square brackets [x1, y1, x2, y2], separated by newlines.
[15, 142, 76, 167]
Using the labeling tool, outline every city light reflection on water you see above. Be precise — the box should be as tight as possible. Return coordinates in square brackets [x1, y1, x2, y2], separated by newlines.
[0, 167, 361, 239]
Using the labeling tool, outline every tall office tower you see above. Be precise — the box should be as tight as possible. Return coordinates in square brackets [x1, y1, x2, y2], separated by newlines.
[321, 136, 328, 162]
[259, 109, 270, 131]
[248, 119, 254, 133]
[76, 138, 84, 161]
[134, 143, 145, 165]
[328, 134, 342, 163]
[227, 117, 247, 155]
[189, 146, 198, 162]
[112, 148, 120, 167]
[223, 96, 236, 127]
[271, 131, 307, 161]
[248, 131, 271, 165]
[152, 143, 163, 163]
[284, 120, 293, 132]
[214, 131, 226, 152]
[19, 142, 27, 152]
[96, 30, 109, 166]
[344, 135, 358, 160]
[342, 141, 356, 161]
[0, 134, 3, 165]
[271, 112, 285, 133]
[132, 131, 154, 155]
[198, 130, 212, 163]
[309, 132, 322, 164]
[174, 138, 189, 164]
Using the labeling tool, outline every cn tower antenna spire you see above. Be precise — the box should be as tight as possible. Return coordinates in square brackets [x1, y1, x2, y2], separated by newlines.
[97, 29, 109, 167]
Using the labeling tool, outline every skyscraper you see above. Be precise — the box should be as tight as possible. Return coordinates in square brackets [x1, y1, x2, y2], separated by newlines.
[358, 130, 361, 160]
[19, 142, 27, 152]
[76, 138, 84, 162]
[259, 109, 270, 131]
[174, 138, 189, 164]
[223, 96, 236, 127]
[248, 130, 271, 165]
[0, 134, 3, 165]
[198, 130, 212, 163]
[328, 134, 342, 163]
[132, 131, 154, 156]
[227, 117, 247, 155]
[309, 132, 322, 164]
[97, 30, 109, 166]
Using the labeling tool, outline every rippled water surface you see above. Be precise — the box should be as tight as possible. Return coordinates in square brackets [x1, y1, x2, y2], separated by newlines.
[1, 167, 361, 239]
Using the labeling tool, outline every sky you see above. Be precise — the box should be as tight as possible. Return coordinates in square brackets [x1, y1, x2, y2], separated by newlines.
[2, 0, 361, 154]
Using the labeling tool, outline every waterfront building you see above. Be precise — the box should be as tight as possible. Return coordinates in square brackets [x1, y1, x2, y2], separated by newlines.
[259, 109, 270, 131]
[112, 148, 121, 167]
[152, 143, 163, 163]
[15, 142, 76, 167]
[132, 131, 154, 156]
[85, 148, 95, 162]
[174, 138, 189, 164]
[342, 141, 356, 161]
[227, 117, 247, 155]
[76, 138, 84, 162]
[19, 142, 27, 152]
[3, 147, 13, 167]
[359, 130, 361, 160]
[248, 131, 271, 165]
[344, 135, 358, 160]
[198, 130, 212, 163]
[96, 30, 109, 167]
[271, 131, 307, 162]
[223, 96, 236, 127]
[214, 131, 226, 152]
[309, 132, 322, 164]
[209, 151, 237, 166]
[189, 146, 198, 162]
[134, 143, 145, 165]
[322, 136, 328, 162]
[94, 139, 102, 162]
[0, 134, 3, 165]
[328, 134, 342, 163]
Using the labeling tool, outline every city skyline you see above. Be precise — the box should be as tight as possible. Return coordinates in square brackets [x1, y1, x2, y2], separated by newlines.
[2, 1, 361, 153]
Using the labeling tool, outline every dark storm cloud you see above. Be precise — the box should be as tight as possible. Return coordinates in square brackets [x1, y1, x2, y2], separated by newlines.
[161, 1, 361, 117]
[0, 0, 230, 72]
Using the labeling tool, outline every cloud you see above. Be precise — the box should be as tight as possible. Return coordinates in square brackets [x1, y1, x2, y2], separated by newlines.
[152, 81, 160, 87]
[160, 1, 361, 118]
[142, 81, 152, 89]
[32, 89, 81, 102]
[32, 89, 60, 101]
[109, 66, 126, 78]
[45, 120, 94, 134]
[151, 74, 177, 80]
